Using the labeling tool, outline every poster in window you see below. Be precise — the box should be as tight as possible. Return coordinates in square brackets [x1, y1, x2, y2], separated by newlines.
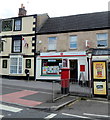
[93, 62, 106, 79]
[94, 81, 106, 95]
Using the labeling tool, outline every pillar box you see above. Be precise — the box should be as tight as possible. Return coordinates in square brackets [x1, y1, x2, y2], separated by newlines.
[61, 68, 70, 94]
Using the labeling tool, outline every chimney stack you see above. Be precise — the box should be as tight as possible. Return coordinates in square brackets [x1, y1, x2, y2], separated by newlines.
[18, 4, 27, 17]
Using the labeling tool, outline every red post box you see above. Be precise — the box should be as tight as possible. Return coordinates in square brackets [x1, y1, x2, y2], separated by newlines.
[61, 68, 70, 94]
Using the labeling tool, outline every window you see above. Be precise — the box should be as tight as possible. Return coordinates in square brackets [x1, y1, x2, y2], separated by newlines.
[69, 36, 77, 49]
[97, 33, 108, 47]
[2, 60, 7, 68]
[0, 41, 3, 52]
[2, 20, 12, 31]
[42, 59, 62, 75]
[26, 59, 31, 68]
[14, 19, 22, 31]
[12, 36, 22, 53]
[48, 37, 57, 50]
[10, 57, 22, 74]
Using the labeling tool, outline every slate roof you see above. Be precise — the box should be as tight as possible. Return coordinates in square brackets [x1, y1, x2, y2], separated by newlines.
[38, 11, 110, 34]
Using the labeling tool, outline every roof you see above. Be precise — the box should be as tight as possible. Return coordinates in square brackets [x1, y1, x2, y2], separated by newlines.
[38, 11, 110, 34]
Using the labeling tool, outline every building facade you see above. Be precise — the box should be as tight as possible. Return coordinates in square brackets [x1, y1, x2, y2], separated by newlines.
[36, 11, 110, 84]
[0, 5, 49, 79]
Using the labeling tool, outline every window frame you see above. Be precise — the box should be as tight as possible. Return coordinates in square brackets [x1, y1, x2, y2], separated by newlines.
[12, 36, 22, 53]
[48, 37, 57, 50]
[69, 35, 77, 49]
[96, 33, 108, 48]
[10, 56, 23, 74]
[2, 19, 13, 32]
[14, 18, 22, 31]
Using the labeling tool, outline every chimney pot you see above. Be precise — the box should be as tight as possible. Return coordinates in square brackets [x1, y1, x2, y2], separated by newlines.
[18, 4, 27, 17]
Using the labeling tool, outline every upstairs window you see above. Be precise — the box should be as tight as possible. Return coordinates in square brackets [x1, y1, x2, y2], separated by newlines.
[2, 20, 12, 31]
[14, 19, 22, 31]
[48, 37, 57, 50]
[97, 33, 108, 47]
[12, 36, 22, 53]
[69, 35, 77, 49]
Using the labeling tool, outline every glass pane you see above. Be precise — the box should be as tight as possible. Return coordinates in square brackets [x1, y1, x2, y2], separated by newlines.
[11, 58, 17, 65]
[14, 40, 20, 45]
[14, 40, 21, 52]
[97, 33, 108, 40]
[10, 66, 17, 73]
[15, 20, 21, 30]
[70, 43, 77, 48]
[97, 40, 107, 47]
[48, 37, 56, 50]
[18, 66, 22, 73]
[70, 36, 77, 42]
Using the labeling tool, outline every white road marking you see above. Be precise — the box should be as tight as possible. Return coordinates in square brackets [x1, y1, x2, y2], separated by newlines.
[0, 104, 22, 112]
[83, 113, 110, 118]
[44, 113, 57, 119]
[0, 115, 4, 118]
[62, 113, 90, 119]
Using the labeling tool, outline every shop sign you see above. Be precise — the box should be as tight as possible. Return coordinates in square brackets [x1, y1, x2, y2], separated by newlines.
[93, 62, 106, 79]
[94, 81, 106, 95]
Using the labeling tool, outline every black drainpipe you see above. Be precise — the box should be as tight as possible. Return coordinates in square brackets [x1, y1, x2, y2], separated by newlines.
[34, 15, 37, 80]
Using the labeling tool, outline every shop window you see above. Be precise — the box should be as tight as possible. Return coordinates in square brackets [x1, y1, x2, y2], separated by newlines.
[69, 35, 77, 49]
[97, 33, 108, 47]
[48, 37, 57, 50]
[2, 20, 12, 31]
[10, 57, 22, 74]
[2, 60, 7, 68]
[42, 59, 62, 75]
[26, 59, 31, 68]
[14, 19, 22, 31]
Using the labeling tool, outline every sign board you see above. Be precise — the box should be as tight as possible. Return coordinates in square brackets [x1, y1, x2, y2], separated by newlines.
[94, 81, 106, 95]
[92, 61, 107, 96]
[93, 61, 106, 79]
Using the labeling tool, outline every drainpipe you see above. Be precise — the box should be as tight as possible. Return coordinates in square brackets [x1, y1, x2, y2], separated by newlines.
[34, 15, 37, 80]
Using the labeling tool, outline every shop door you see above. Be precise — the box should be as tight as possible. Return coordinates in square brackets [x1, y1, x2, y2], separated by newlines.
[70, 60, 78, 82]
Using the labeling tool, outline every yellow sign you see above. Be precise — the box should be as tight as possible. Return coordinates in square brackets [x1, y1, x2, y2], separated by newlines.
[93, 62, 106, 79]
[94, 81, 106, 95]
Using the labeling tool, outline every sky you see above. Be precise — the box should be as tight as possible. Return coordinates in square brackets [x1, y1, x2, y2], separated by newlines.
[0, 0, 110, 19]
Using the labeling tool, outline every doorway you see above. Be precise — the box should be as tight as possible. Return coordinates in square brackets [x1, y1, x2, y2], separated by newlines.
[69, 60, 78, 82]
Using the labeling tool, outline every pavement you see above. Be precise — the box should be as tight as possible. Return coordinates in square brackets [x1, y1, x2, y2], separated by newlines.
[0, 78, 78, 111]
[0, 78, 109, 111]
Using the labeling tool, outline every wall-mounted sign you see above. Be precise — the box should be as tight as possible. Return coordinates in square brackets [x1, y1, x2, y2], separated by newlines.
[93, 62, 106, 79]
[94, 81, 106, 95]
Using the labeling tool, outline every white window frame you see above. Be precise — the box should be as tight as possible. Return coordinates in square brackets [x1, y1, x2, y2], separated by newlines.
[96, 33, 108, 48]
[48, 37, 57, 50]
[10, 56, 23, 74]
[13, 40, 21, 52]
[69, 35, 77, 49]
[14, 19, 21, 31]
